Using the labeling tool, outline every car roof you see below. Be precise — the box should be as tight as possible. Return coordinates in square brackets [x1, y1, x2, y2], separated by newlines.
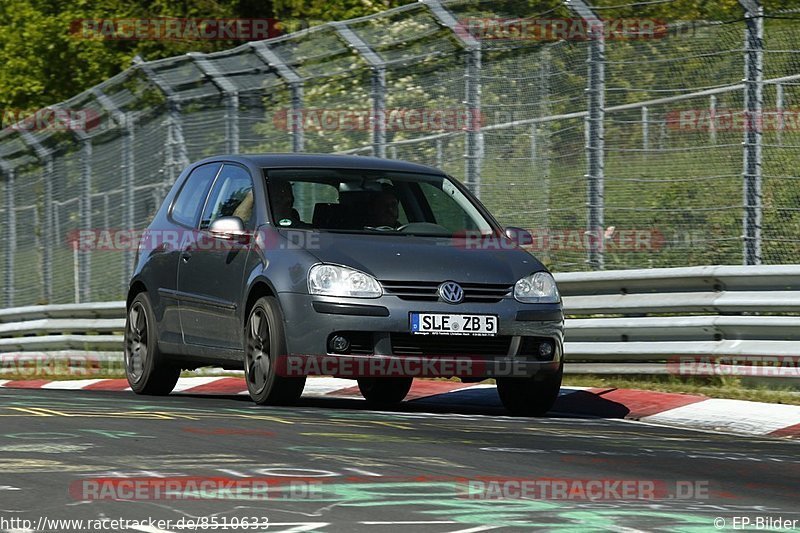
[194, 153, 447, 175]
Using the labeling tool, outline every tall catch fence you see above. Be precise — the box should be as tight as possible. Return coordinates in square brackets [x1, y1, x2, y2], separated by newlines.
[0, 0, 798, 307]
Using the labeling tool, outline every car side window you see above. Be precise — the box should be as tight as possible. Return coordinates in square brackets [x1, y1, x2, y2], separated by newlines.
[170, 163, 221, 227]
[417, 182, 478, 231]
[200, 164, 255, 230]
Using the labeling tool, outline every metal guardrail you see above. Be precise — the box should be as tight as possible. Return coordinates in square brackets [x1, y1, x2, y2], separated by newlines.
[0, 266, 797, 375]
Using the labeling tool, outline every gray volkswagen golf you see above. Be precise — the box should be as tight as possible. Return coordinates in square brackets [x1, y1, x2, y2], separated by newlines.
[125, 154, 564, 415]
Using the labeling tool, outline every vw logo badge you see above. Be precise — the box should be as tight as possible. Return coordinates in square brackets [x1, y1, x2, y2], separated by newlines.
[438, 281, 464, 304]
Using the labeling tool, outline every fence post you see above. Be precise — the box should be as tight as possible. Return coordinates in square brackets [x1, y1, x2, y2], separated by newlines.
[189, 53, 240, 153]
[423, 0, 483, 196]
[538, 48, 552, 236]
[641, 106, 649, 152]
[54, 104, 93, 303]
[739, 0, 764, 265]
[92, 88, 137, 289]
[19, 131, 54, 302]
[465, 48, 482, 197]
[709, 95, 717, 145]
[123, 113, 136, 287]
[250, 42, 305, 153]
[290, 83, 305, 153]
[568, 0, 606, 270]
[332, 22, 387, 158]
[1, 163, 15, 307]
[372, 67, 387, 158]
[79, 138, 92, 303]
[135, 61, 188, 190]
[776, 83, 784, 146]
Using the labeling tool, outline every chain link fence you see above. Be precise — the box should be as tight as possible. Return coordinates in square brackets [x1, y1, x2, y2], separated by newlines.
[0, 0, 798, 307]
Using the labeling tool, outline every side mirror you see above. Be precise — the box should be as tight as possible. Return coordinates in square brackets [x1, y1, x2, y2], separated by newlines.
[209, 216, 248, 241]
[505, 226, 533, 247]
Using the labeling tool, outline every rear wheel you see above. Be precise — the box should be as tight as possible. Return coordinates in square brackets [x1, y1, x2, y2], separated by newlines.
[124, 292, 180, 395]
[357, 377, 413, 405]
[497, 364, 563, 416]
[244, 296, 306, 405]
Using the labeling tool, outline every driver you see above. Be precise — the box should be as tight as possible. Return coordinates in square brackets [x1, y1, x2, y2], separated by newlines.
[367, 190, 400, 228]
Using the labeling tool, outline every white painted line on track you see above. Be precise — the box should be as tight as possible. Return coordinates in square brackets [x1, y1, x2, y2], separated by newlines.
[172, 376, 229, 392]
[41, 379, 105, 390]
[257, 524, 328, 532]
[445, 526, 502, 533]
[303, 377, 355, 395]
[360, 521, 458, 525]
[643, 398, 800, 435]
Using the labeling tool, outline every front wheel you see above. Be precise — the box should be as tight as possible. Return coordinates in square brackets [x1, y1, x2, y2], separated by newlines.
[244, 296, 306, 405]
[124, 292, 180, 395]
[357, 377, 413, 404]
[496, 364, 563, 416]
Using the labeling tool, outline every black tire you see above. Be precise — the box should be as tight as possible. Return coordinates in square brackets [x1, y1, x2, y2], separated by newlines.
[496, 364, 563, 417]
[244, 296, 306, 405]
[357, 377, 413, 405]
[124, 292, 180, 395]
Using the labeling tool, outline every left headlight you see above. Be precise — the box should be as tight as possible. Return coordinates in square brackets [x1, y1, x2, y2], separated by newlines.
[308, 264, 383, 298]
[514, 271, 560, 303]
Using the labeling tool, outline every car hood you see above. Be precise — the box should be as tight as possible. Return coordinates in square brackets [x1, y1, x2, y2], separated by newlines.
[290, 230, 545, 284]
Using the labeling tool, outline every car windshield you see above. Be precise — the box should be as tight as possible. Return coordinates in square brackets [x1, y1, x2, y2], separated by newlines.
[264, 168, 495, 237]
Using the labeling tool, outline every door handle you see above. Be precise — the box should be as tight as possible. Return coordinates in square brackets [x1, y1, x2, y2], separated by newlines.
[181, 251, 192, 262]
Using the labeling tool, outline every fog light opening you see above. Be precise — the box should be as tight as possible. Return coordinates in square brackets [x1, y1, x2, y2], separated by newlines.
[329, 335, 351, 354]
[537, 341, 554, 361]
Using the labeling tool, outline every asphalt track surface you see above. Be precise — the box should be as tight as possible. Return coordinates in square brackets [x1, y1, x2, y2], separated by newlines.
[0, 387, 798, 532]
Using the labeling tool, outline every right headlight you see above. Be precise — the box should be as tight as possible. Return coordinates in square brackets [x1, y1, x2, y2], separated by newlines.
[308, 264, 382, 298]
[514, 271, 560, 303]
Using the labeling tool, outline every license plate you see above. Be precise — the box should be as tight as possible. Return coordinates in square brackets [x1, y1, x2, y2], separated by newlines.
[410, 313, 498, 336]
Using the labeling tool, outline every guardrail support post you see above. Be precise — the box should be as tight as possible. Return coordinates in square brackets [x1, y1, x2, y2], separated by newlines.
[332, 22, 387, 158]
[739, 0, 764, 265]
[1, 163, 15, 307]
[568, 0, 606, 270]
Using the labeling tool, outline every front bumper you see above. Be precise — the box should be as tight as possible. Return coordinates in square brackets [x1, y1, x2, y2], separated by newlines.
[278, 292, 564, 379]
